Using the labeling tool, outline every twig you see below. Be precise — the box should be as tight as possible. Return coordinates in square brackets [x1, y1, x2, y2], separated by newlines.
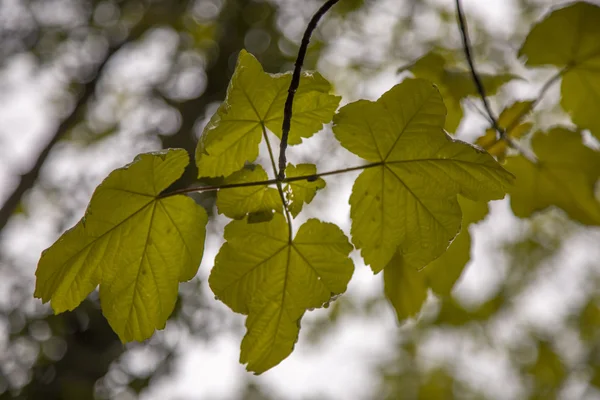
[160, 162, 382, 198]
[455, 0, 504, 140]
[277, 0, 340, 181]
[262, 124, 293, 242]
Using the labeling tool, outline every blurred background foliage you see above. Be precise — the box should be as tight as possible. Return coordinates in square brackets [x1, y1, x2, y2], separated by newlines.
[1, 0, 600, 399]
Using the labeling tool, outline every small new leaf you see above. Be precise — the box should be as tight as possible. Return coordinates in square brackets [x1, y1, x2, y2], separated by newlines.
[519, 2, 600, 139]
[34, 149, 208, 342]
[209, 215, 354, 374]
[196, 50, 340, 177]
[216, 165, 282, 219]
[475, 101, 534, 160]
[332, 78, 513, 273]
[284, 163, 326, 218]
[505, 127, 600, 225]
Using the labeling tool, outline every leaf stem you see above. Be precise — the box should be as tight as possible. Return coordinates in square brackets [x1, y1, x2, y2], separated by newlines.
[159, 162, 381, 198]
[277, 0, 340, 181]
[455, 0, 505, 141]
[262, 124, 294, 242]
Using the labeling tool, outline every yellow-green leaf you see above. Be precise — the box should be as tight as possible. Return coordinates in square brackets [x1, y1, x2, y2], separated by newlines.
[475, 101, 534, 160]
[384, 197, 488, 320]
[424, 197, 489, 296]
[216, 165, 282, 219]
[383, 251, 429, 321]
[209, 215, 354, 374]
[284, 163, 326, 218]
[410, 52, 518, 132]
[527, 341, 566, 396]
[196, 50, 340, 177]
[332, 78, 513, 273]
[505, 127, 600, 225]
[519, 2, 600, 139]
[34, 149, 208, 342]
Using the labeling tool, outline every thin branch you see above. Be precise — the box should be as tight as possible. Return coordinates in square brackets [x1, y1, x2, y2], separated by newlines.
[503, 68, 565, 135]
[262, 124, 293, 242]
[455, 0, 504, 140]
[160, 162, 382, 198]
[277, 0, 340, 181]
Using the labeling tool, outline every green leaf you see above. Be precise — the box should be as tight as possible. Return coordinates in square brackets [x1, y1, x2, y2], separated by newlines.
[209, 215, 354, 374]
[384, 197, 488, 320]
[384, 251, 429, 321]
[34, 149, 208, 342]
[505, 127, 600, 225]
[410, 52, 518, 132]
[195, 49, 341, 177]
[424, 197, 489, 296]
[519, 2, 600, 139]
[475, 101, 534, 160]
[284, 163, 326, 218]
[527, 341, 566, 396]
[332, 78, 513, 273]
[216, 165, 282, 219]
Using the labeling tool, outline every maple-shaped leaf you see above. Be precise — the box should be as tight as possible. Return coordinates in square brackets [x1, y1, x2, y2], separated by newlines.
[209, 214, 353, 373]
[383, 251, 429, 321]
[519, 2, 600, 140]
[284, 163, 326, 218]
[424, 197, 489, 296]
[505, 127, 600, 225]
[216, 164, 282, 220]
[35, 149, 208, 342]
[384, 197, 488, 320]
[195, 49, 340, 177]
[332, 78, 513, 273]
[409, 52, 518, 132]
[475, 101, 534, 160]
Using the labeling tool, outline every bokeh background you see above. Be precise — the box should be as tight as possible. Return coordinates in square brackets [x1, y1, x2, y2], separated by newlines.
[1, 0, 600, 399]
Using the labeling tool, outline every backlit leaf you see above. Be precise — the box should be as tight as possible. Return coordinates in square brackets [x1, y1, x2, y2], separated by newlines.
[505, 127, 600, 225]
[384, 197, 488, 320]
[284, 163, 326, 218]
[216, 165, 282, 219]
[424, 197, 489, 296]
[209, 215, 353, 373]
[384, 251, 428, 321]
[410, 52, 518, 132]
[333, 78, 513, 273]
[475, 101, 534, 160]
[196, 50, 340, 177]
[519, 2, 600, 139]
[35, 149, 208, 342]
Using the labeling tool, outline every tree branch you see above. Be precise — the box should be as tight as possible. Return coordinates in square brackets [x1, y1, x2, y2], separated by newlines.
[277, 0, 340, 181]
[160, 162, 381, 198]
[455, 0, 504, 140]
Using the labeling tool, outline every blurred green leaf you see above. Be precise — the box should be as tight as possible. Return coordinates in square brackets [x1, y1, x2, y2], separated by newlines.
[425, 197, 489, 296]
[475, 101, 534, 160]
[505, 127, 600, 225]
[409, 52, 518, 132]
[519, 2, 600, 140]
